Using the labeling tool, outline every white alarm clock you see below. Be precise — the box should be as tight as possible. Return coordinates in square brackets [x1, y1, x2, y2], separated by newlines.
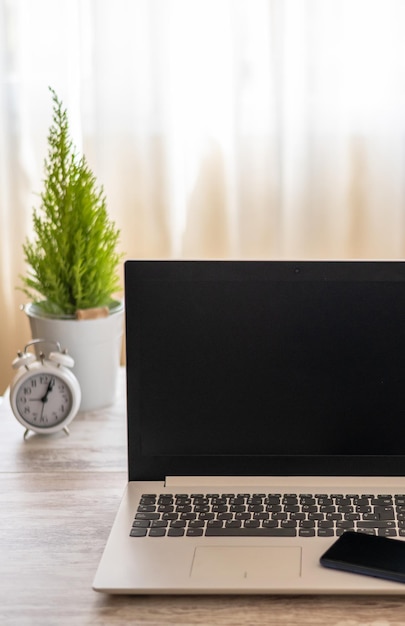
[10, 339, 81, 439]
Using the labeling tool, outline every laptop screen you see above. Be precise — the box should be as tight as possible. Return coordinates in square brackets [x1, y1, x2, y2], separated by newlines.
[125, 261, 405, 479]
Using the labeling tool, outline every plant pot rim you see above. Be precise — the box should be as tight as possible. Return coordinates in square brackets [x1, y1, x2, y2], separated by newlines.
[23, 300, 124, 321]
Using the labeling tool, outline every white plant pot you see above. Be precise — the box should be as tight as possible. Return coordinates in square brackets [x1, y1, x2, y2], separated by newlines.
[24, 301, 124, 412]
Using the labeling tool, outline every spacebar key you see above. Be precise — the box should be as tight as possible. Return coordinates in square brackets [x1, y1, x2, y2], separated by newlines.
[205, 527, 297, 537]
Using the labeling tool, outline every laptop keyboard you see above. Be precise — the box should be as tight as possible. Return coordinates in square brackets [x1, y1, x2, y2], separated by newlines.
[130, 492, 405, 538]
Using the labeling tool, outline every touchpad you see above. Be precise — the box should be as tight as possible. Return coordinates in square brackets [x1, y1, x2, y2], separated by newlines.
[190, 546, 302, 581]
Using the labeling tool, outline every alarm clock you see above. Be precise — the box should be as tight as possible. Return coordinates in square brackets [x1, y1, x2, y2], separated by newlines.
[10, 339, 81, 439]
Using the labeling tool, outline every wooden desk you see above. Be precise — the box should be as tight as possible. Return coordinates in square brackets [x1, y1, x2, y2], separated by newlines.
[1, 370, 405, 625]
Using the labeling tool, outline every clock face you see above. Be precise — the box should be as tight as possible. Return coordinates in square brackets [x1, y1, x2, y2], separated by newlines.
[15, 372, 73, 428]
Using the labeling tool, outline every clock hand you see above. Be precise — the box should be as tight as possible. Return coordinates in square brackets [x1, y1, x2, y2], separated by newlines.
[41, 377, 55, 403]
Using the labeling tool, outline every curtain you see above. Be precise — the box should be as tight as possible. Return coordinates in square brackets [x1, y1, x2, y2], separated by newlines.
[1, 0, 405, 393]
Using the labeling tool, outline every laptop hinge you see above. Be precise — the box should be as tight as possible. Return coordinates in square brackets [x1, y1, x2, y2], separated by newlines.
[164, 476, 405, 488]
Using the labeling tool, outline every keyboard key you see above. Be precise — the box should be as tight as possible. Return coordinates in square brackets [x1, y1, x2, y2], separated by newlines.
[318, 520, 334, 529]
[281, 520, 297, 528]
[189, 520, 205, 528]
[132, 520, 150, 528]
[266, 497, 281, 505]
[284, 505, 300, 513]
[262, 519, 278, 528]
[283, 497, 298, 505]
[244, 519, 260, 528]
[167, 528, 185, 537]
[336, 521, 354, 529]
[217, 512, 233, 521]
[130, 528, 147, 537]
[290, 512, 306, 521]
[299, 529, 316, 537]
[338, 505, 353, 513]
[272, 512, 287, 520]
[225, 520, 242, 528]
[186, 528, 204, 537]
[149, 528, 166, 537]
[170, 520, 186, 528]
[302, 505, 317, 513]
[253, 512, 269, 520]
[135, 512, 160, 521]
[357, 521, 395, 529]
[299, 520, 315, 528]
[199, 512, 215, 521]
[378, 529, 397, 537]
[235, 512, 251, 521]
[212, 505, 227, 513]
[308, 513, 323, 521]
[181, 512, 197, 521]
[248, 505, 264, 513]
[162, 512, 178, 520]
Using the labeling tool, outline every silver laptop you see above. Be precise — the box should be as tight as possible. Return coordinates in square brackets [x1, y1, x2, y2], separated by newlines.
[93, 260, 405, 594]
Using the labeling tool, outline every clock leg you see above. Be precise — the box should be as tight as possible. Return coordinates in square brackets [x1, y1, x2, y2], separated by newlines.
[63, 427, 70, 436]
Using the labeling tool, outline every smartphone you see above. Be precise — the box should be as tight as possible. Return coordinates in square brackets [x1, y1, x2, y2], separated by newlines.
[320, 531, 405, 584]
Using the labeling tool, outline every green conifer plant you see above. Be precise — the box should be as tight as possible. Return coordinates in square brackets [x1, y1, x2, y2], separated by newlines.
[20, 88, 122, 316]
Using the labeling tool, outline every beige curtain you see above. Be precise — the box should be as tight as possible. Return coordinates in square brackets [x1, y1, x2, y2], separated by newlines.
[1, 0, 405, 393]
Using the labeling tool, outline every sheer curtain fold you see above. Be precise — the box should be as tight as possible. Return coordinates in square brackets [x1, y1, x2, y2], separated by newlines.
[1, 0, 405, 391]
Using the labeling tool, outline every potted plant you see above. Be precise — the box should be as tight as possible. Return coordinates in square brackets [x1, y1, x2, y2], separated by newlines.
[20, 88, 124, 411]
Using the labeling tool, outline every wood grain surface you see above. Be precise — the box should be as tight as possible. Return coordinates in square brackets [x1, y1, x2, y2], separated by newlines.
[1, 370, 405, 625]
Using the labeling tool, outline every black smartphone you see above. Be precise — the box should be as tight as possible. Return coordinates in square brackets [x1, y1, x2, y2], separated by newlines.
[320, 531, 405, 584]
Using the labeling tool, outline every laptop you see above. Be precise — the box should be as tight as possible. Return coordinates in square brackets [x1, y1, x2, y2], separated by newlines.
[93, 259, 405, 594]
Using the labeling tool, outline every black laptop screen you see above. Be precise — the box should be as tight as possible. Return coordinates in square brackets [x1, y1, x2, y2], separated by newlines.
[125, 261, 405, 479]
